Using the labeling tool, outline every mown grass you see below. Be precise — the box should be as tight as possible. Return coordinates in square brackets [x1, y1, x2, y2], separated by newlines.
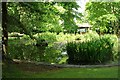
[33, 67, 119, 78]
[2, 62, 119, 78]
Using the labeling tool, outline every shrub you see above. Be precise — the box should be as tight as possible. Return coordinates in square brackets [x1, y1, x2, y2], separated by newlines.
[75, 31, 99, 43]
[83, 30, 99, 41]
[56, 32, 76, 42]
[34, 32, 57, 44]
[101, 34, 118, 59]
[22, 35, 30, 40]
[67, 34, 118, 65]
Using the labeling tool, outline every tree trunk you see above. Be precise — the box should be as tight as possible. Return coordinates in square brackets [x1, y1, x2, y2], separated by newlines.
[111, 3, 118, 34]
[2, 2, 8, 61]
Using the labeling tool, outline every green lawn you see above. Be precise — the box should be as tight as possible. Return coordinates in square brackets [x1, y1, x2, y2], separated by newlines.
[32, 67, 118, 78]
[2, 62, 119, 78]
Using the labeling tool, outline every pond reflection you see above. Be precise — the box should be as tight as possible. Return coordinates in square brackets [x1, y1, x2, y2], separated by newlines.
[8, 41, 68, 64]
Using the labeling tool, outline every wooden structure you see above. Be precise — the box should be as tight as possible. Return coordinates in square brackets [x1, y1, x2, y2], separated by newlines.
[77, 23, 91, 34]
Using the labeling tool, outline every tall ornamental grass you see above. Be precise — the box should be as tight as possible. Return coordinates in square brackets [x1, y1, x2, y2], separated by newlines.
[67, 32, 118, 65]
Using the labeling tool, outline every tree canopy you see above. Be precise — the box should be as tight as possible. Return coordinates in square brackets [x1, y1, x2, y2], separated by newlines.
[7, 2, 81, 35]
[85, 2, 120, 34]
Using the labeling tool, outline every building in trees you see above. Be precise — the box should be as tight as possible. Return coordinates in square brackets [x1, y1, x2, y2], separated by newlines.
[77, 23, 91, 34]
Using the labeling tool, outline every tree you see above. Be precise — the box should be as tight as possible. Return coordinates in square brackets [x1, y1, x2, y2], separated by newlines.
[2, 2, 8, 61]
[7, 2, 81, 34]
[85, 2, 120, 34]
[59, 2, 81, 33]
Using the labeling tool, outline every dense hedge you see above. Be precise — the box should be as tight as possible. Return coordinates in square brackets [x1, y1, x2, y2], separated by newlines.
[67, 33, 118, 65]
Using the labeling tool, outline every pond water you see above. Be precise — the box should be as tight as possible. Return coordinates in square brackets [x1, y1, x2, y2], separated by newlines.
[8, 40, 68, 64]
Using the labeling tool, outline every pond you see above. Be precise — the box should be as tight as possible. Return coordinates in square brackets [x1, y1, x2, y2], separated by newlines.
[8, 39, 68, 64]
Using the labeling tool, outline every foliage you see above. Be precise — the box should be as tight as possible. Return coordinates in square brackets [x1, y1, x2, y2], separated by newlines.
[7, 2, 81, 35]
[8, 38, 42, 61]
[8, 37, 65, 64]
[56, 32, 76, 42]
[33, 32, 82, 44]
[8, 31, 84, 64]
[75, 31, 99, 42]
[34, 32, 57, 44]
[44, 45, 62, 63]
[67, 33, 118, 65]
[85, 2, 120, 34]
[101, 34, 118, 59]
[4, 2, 82, 62]
[59, 2, 81, 33]
[8, 31, 118, 65]
[83, 30, 99, 41]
